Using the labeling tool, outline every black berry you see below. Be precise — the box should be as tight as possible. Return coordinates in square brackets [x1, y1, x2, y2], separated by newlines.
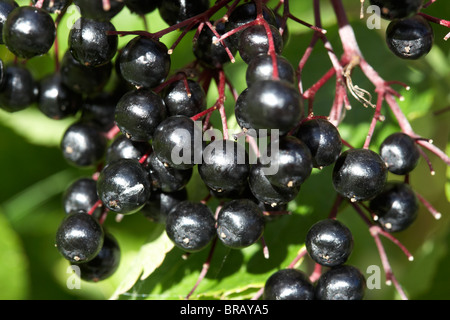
[216, 199, 265, 249]
[165, 201, 216, 253]
[315, 265, 366, 300]
[369, 181, 419, 232]
[305, 219, 354, 267]
[263, 268, 315, 300]
[55, 210, 104, 263]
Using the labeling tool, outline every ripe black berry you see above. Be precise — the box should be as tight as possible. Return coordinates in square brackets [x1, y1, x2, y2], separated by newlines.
[295, 118, 342, 168]
[60, 121, 107, 167]
[96, 158, 151, 215]
[369, 0, 424, 20]
[238, 24, 283, 64]
[0, 0, 18, 44]
[315, 265, 366, 300]
[163, 79, 206, 117]
[68, 17, 118, 67]
[246, 54, 295, 87]
[263, 135, 313, 189]
[158, 0, 210, 27]
[55, 210, 104, 263]
[105, 135, 151, 164]
[305, 219, 353, 267]
[245, 79, 303, 136]
[165, 201, 216, 253]
[249, 162, 300, 207]
[119, 36, 171, 89]
[114, 88, 167, 141]
[37, 73, 82, 120]
[80, 93, 117, 132]
[152, 115, 203, 170]
[146, 152, 193, 193]
[386, 15, 434, 60]
[332, 148, 387, 202]
[3, 6, 56, 59]
[379, 132, 420, 175]
[263, 268, 315, 300]
[141, 188, 188, 224]
[0, 64, 38, 113]
[216, 199, 265, 249]
[76, 232, 120, 282]
[225, 2, 277, 48]
[60, 51, 112, 96]
[193, 21, 236, 69]
[234, 88, 254, 134]
[62, 177, 102, 218]
[198, 139, 250, 194]
[369, 181, 419, 232]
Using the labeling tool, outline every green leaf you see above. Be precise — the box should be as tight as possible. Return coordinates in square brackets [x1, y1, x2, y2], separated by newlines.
[0, 210, 30, 299]
[110, 224, 174, 300]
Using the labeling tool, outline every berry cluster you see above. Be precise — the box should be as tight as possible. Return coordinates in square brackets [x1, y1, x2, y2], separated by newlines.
[0, 0, 448, 300]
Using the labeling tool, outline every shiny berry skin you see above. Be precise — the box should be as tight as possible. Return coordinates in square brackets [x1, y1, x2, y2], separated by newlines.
[305, 219, 353, 267]
[234, 88, 254, 134]
[73, 0, 125, 21]
[225, 2, 277, 48]
[146, 152, 193, 193]
[238, 24, 284, 64]
[246, 54, 295, 87]
[76, 232, 121, 282]
[141, 188, 188, 224]
[295, 118, 342, 168]
[249, 162, 300, 207]
[119, 36, 171, 89]
[152, 115, 203, 170]
[0, 0, 18, 44]
[68, 17, 118, 67]
[61, 121, 107, 167]
[55, 210, 104, 263]
[264, 136, 313, 189]
[379, 132, 420, 175]
[158, 0, 209, 27]
[369, 0, 423, 20]
[37, 73, 82, 120]
[0, 65, 38, 113]
[332, 148, 387, 202]
[62, 177, 102, 218]
[60, 51, 112, 96]
[315, 265, 366, 300]
[165, 201, 216, 253]
[216, 199, 265, 249]
[193, 21, 236, 69]
[263, 269, 315, 300]
[245, 79, 303, 136]
[105, 135, 151, 164]
[125, 0, 160, 15]
[96, 158, 151, 215]
[163, 79, 206, 117]
[386, 15, 433, 60]
[3, 6, 56, 59]
[369, 181, 419, 232]
[198, 139, 250, 194]
[114, 88, 167, 141]
[80, 93, 117, 132]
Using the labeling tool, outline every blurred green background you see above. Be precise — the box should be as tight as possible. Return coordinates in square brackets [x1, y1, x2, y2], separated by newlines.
[0, 0, 448, 300]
